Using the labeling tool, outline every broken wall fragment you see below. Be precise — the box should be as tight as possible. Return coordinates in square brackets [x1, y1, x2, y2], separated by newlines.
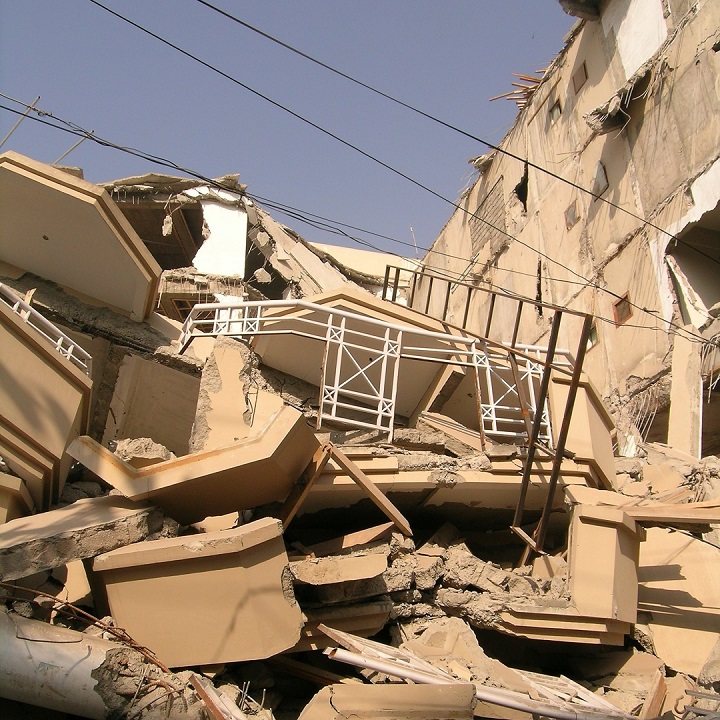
[92, 517, 304, 668]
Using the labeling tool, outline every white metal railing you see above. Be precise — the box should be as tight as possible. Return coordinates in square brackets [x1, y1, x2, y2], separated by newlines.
[179, 299, 569, 441]
[0, 283, 92, 376]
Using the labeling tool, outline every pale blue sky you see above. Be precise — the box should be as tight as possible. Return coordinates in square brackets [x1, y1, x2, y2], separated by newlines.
[0, 1, 574, 256]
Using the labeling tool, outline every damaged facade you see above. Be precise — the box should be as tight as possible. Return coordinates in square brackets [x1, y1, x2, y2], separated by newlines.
[2, 8, 720, 712]
[391, 0, 720, 461]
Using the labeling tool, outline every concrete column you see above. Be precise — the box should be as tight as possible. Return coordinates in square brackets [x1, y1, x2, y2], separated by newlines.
[668, 325, 703, 459]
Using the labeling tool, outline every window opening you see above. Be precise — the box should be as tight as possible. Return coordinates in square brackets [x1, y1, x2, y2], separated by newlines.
[514, 163, 529, 213]
[565, 200, 579, 229]
[572, 62, 588, 93]
[613, 293, 633, 326]
[592, 162, 609, 198]
[586, 323, 599, 349]
[549, 99, 562, 124]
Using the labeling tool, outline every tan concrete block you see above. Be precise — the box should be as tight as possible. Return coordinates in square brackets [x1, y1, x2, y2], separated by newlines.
[69, 405, 319, 525]
[0, 495, 163, 581]
[569, 505, 645, 624]
[93, 518, 304, 668]
[298, 683, 476, 720]
[639, 527, 720, 676]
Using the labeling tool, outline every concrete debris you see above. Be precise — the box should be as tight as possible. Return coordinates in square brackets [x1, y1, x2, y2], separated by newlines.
[3, 109, 720, 720]
[0, 496, 163, 581]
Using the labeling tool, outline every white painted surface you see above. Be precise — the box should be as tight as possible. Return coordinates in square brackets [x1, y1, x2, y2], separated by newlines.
[0, 609, 116, 718]
[602, 0, 667, 80]
[192, 200, 248, 277]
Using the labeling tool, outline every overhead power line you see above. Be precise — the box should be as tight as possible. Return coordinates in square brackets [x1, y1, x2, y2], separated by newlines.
[82, 0, 705, 335]
[193, 0, 715, 267]
[0, 96, 707, 346]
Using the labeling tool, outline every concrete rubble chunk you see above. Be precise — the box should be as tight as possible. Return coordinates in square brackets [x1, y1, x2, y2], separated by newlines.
[0, 608, 208, 719]
[290, 553, 387, 585]
[93, 517, 304, 668]
[68, 404, 319, 524]
[114, 437, 176, 468]
[0, 495, 163, 581]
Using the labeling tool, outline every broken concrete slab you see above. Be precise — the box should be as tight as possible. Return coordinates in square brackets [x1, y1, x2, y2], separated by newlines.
[102, 353, 200, 456]
[638, 526, 720, 676]
[292, 599, 393, 652]
[290, 553, 387, 585]
[93, 517, 304, 668]
[68, 405, 319, 524]
[297, 683, 477, 720]
[189, 335, 284, 453]
[0, 495, 163, 581]
[0, 151, 161, 322]
[0, 293, 93, 511]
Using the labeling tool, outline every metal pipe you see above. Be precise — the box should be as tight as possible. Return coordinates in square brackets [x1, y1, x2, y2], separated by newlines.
[0, 608, 117, 718]
[324, 645, 630, 720]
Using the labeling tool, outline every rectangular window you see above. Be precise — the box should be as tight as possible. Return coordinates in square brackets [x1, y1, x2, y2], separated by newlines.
[565, 200, 579, 230]
[587, 323, 599, 350]
[549, 99, 562, 124]
[572, 62, 588, 93]
[592, 161, 609, 197]
[613, 293, 633, 326]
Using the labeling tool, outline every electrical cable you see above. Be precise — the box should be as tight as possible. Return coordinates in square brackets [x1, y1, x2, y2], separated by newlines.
[79, 2, 708, 336]
[0, 96, 708, 345]
[193, 0, 717, 267]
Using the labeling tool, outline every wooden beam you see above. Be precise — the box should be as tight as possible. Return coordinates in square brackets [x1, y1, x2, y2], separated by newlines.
[330, 447, 413, 536]
[279, 442, 333, 529]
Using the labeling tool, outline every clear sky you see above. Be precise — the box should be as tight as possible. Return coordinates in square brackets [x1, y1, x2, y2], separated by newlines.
[0, 1, 574, 258]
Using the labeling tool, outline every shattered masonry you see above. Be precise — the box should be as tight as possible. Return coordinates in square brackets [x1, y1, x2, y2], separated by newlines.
[1, 1, 720, 718]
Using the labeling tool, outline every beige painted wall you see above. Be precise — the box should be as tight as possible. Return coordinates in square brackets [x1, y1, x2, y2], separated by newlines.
[0, 152, 160, 320]
[0, 302, 91, 509]
[416, 1, 720, 450]
[102, 354, 200, 456]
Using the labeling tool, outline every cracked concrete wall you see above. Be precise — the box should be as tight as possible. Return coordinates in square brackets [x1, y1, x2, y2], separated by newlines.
[417, 0, 720, 454]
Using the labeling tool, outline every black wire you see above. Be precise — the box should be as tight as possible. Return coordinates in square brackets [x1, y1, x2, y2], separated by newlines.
[193, 0, 716, 267]
[81, 0, 694, 327]
[0, 97, 707, 345]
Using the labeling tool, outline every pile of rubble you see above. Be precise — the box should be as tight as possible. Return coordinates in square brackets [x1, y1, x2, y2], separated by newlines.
[1, 152, 719, 719]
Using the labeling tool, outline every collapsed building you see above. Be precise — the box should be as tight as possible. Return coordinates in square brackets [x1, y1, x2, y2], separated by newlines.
[391, 0, 720, 462]
[1, 32, 720, 717]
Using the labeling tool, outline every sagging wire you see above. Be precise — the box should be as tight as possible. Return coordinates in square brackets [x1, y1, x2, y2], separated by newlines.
[0, 94, 712, 347]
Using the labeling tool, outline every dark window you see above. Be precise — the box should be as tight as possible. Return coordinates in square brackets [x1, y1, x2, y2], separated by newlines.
[592, 161, 609, 197]
[587, 323, 599, 349]
[565, 201, 579, 229]
[572, 62, 588, 93]
[613, 293, 633, 326]
[549, 99, 562, 123]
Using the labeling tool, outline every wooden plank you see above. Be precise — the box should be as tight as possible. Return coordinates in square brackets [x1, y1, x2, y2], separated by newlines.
[638, 670, 666, 720]
[279, 442, 333, 529]
[305, 522, 395, 557]
[330, 447, 412, 536]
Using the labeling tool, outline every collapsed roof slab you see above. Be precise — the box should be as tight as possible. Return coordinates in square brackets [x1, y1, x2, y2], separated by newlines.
[296, 461, 592, 527]
[0, 152, 161, 321]
[250, 288, 466, 421]
[68, 405, 319, 525]
[0, 495, 163, 581]
[0, 294, 92, 510]
[297, 683, 477, 720]
[92, 517, 304, 668]
[638, 526, 720, 677]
